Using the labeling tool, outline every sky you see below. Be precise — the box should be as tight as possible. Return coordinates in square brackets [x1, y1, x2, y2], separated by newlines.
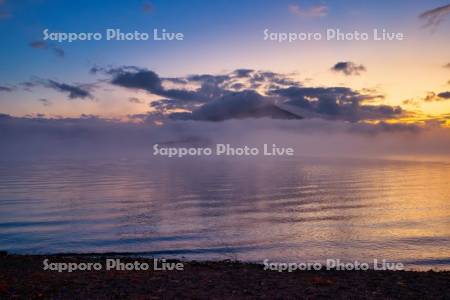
[0, 0, 449, 127]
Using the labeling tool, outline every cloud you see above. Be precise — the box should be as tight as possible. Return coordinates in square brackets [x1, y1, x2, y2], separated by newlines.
[89, 66, 408, 123]
[51, 47, 65, 57]
[444, 63, 450, 69]
[0, 85, 14, 92]
[402, 91, 450, 105]
[402, 98, 420, 107]
[38, 98, 52, 106]
[437, 91, 450, 99]
[18, 76, 97, 98]
[423, 92, 437, 102]
[288, 3, 328, 17]
[271, 86, 402, 122]
[142, 2, 153, 13]
[29, 41, 64, 57]
[100, 66, 300, 101]
[128, 97, 144, 104]
[29, 41, 46, 49]
[331, 61, 366, 76]
[107, 67, 304, 121]
[234, 69, 254, 78]
[0, 0, 10, 20]
[20, 81, 38, 91]
[110, 68, 210, 102]
[419, 4, 450, 28]
[150, 99, 185, 111]
[171, 90, 301, 121]
[421, 91, 450, 102]
[0, 11, 10, 19]
[111, 68, 162, 91]
[106, 67, 248, 104]
[43, 80, 93, 99]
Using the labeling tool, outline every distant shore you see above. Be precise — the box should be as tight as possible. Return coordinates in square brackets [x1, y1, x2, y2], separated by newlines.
[0, 253, 449, 299]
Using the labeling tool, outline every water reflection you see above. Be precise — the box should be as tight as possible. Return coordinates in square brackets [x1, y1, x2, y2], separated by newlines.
[0, 157, 449, 270]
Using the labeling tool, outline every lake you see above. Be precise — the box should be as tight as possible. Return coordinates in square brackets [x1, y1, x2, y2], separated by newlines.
[0, 156, 449, 270]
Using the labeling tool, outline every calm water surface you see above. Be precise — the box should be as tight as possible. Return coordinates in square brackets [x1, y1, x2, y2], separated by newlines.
[0, 157, 449, 270]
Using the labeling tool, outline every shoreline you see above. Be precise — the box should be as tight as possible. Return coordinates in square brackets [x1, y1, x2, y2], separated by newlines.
[1, 253, 449, 299]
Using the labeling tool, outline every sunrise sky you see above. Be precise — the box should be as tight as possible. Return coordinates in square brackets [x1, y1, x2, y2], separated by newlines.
[0, 0, 449, 127]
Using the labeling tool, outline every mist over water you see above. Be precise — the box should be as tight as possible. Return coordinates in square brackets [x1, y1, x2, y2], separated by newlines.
[1, 117, 450, 161]
[0, 156, 449, 270]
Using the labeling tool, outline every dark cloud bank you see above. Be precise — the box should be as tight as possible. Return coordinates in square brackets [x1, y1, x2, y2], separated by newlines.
[95, 66, 398, 123]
